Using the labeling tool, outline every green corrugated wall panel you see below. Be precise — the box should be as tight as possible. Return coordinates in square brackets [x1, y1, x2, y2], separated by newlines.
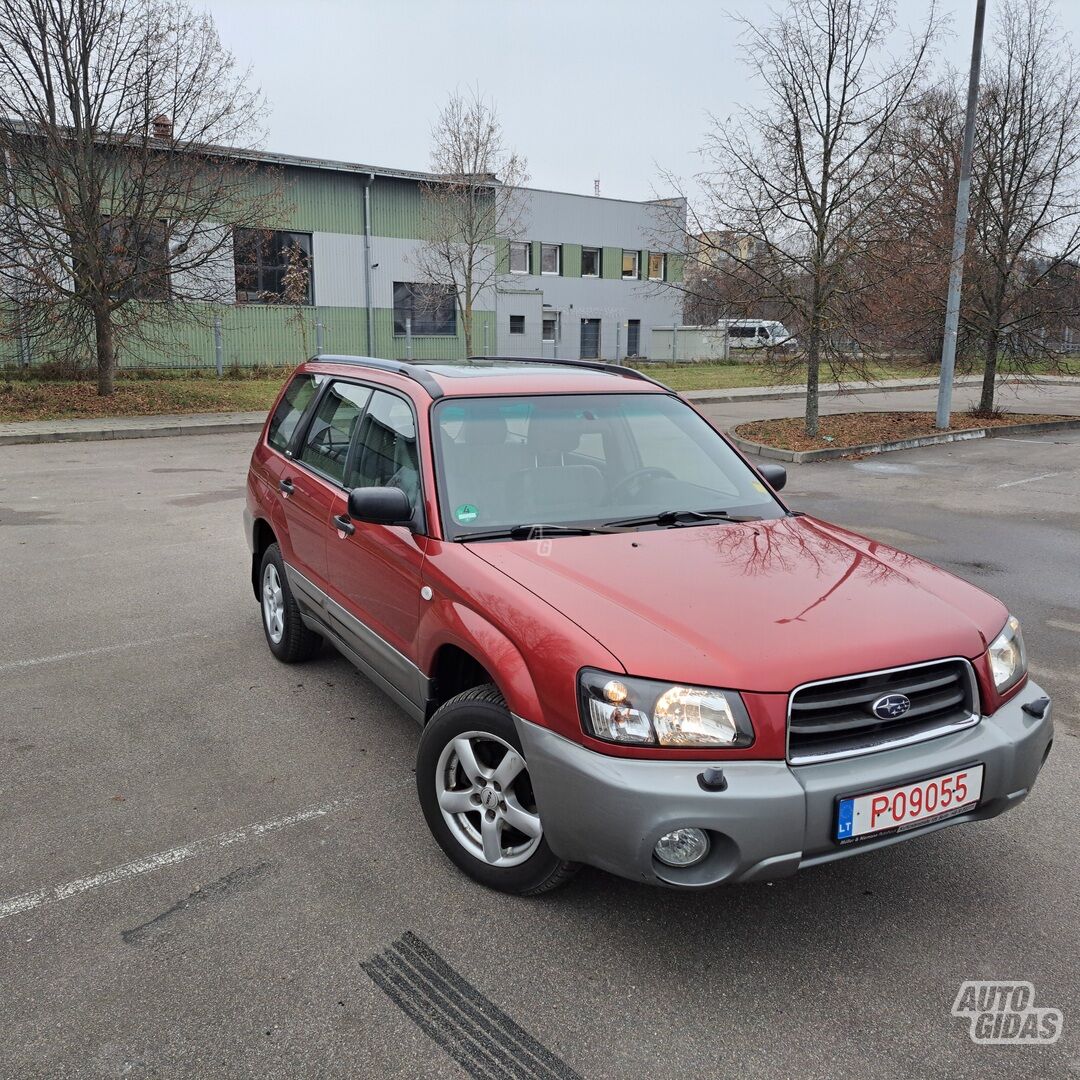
[495, 237, 509, 274]
[370, 307, 496, 361]
[115, 306, 370, 369]
[602, 247, 621, 280]
[371, 177, 497, 242]
[531, 242, 542, 276]
[246, 166, 366, 234]
[370, 176, 426, 240]
[562, 244, 582, 278]
[6, 301, 507, 371]
[666, 253, 685, 283]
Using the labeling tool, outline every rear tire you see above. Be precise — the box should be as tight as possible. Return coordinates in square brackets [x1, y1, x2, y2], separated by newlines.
[259, 543, 321, 663]
[417, 684, 578, 895]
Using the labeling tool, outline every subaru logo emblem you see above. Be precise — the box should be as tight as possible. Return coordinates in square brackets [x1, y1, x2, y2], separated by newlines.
[872, 693, 911, 720]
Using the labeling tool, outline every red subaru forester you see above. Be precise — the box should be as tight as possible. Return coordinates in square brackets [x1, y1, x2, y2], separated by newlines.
[244, 356, 1053, 894]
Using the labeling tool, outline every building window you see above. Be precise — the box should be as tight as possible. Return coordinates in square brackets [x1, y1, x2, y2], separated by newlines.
[100, 219, 170, 300]
[234, 228, 313, 304]
[648, 252, 666, 281]
[541, 243, 561, 275]
[581, 247, 601, 277]
[509, 241, 530, 274]
[542, 316, 557, 343]
[622, 250, 639, 280]
[393, 282, 457, 335]
[510, 315, 525, 335]
[626, 319, 641, 357]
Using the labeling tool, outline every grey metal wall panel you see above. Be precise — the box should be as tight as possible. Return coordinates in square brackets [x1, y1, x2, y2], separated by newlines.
[312, 232, 365, 307]
[495, 275, 680, 360]
[509, 188, 684, 249]
[367, 236, 496, 312]
[169, 223, 234, 304]
[495, 289, 543, 356]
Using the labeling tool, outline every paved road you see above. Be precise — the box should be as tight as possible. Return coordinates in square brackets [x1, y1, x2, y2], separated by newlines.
[0, 427, 1077, 1080]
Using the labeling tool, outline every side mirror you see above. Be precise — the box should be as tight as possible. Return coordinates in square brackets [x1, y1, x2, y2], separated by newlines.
[346, 486, 413, 525]
[758, 463, 787, 491]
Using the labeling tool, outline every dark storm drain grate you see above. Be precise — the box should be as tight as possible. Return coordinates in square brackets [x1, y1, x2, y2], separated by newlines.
[362, 930, 583, 1080]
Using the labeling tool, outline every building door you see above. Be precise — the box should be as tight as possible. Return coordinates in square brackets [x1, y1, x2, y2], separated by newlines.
[542, 312, 559, 359]
[580, 318, 601, 360]
[626, 319, 641, 358]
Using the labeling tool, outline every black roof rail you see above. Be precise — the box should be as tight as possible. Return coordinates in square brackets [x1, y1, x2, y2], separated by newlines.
[464, 355, 672, 391]
[311, 354, 445, 399]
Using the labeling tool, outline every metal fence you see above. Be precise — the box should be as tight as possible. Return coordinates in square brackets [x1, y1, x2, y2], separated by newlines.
[1, 305, 483, 374]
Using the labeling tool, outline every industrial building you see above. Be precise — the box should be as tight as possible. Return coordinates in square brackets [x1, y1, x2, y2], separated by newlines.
[51, 148, 686, 370]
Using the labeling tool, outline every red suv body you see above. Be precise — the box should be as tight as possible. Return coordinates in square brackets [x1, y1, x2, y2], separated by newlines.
[245, 356, 1053, 893]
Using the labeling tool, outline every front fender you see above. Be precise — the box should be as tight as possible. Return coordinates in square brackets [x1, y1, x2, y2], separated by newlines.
[421, 603, 545, 724]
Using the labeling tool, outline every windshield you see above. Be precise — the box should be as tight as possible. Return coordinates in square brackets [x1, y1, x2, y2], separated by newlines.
[431, 393, 785, 537]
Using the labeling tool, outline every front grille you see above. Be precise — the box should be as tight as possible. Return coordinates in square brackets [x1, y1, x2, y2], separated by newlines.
[788, 659, 979, 763]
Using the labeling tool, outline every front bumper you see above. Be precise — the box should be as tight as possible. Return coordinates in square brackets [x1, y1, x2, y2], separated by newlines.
[515, 679, 1054, 888]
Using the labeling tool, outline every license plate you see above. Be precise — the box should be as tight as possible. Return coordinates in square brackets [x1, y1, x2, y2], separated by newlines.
[835, 764, 984, 843]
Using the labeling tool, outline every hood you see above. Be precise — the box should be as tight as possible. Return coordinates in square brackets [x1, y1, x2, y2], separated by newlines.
[466, 515, 1007, 693]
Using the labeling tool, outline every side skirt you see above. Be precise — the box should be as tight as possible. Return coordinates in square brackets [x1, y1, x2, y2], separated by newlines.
[284, 562, 431, 726]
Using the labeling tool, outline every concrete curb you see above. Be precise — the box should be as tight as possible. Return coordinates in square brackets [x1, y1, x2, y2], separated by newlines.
[0, 414, 266, 447]
[682, 374, 1076, 405]
[685, 377, 947, 404]
[730, 417, 1080, 463]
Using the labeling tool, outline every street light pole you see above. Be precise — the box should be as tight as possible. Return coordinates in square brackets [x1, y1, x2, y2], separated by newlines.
[936, 0, 987, 429]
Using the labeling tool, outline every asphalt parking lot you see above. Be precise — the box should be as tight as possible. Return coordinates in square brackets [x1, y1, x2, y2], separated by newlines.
[1, 424, 1077, 1080]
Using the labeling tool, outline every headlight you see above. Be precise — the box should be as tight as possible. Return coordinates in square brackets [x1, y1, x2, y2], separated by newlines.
[578, 669, 753, 747]
[988, 615, 1027, 693]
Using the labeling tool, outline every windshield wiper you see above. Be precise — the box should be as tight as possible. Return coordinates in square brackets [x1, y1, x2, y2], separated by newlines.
[455, 523, 617, 542]
[603, 508, 763, 528]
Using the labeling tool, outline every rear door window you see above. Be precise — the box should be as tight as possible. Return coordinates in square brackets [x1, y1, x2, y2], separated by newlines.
[266, 373, 323, 452]
[298, 381, 372, 484]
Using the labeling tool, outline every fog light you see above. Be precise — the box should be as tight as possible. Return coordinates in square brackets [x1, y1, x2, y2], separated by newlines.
[654, 828, 710, 868]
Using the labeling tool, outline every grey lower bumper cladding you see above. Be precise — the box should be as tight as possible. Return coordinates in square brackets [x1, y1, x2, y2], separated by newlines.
[514, 680, 1053, 888]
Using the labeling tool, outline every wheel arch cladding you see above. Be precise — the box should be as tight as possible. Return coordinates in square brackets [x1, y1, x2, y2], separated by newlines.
[251, 518, 277, 599]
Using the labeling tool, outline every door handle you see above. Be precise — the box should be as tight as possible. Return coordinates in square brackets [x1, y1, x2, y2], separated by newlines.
[333, 513, 355, 537]
[279, 477, 294, 495]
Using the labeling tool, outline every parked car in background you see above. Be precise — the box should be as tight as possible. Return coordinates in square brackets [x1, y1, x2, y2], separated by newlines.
[718, 319, 797, 349]
[245, 355, 1053, 895]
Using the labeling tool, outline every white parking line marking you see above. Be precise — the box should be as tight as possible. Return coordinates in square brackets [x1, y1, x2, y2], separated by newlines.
[1047, 619, 1080, 635]
[0, 788, 388, 923]
[995, 437, 1059, 445]
[995, 472, 1061, 489]
[0, 633, 202, 672]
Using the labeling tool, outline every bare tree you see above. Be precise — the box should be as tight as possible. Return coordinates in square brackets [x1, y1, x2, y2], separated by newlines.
[663, 0, 938, 435]
[868, 79, 965, 363]
[0, 0, 280, 393]
[965, 0, 1080, 414]
[413, 89, 528, 357]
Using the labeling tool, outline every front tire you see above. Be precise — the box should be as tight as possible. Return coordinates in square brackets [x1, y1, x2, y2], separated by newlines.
[417, 685, 578, 895]
[259, 543, 321, 663]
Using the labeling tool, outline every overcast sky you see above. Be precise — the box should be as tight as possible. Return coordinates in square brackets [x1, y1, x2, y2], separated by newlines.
[206, 0, 1079, 202]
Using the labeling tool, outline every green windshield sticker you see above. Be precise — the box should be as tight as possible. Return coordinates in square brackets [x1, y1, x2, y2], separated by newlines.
[454, 503, 479, 524]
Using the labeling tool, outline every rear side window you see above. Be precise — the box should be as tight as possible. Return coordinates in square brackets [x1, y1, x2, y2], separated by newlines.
[267, 373, 323, 452]
[298, 381, 372, 484]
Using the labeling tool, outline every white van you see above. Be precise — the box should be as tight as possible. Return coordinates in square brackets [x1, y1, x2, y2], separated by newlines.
[718, 319, 797, 349]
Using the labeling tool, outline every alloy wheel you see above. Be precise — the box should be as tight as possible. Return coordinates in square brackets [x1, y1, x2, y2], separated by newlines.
[262, 562, 285, 644]
[435, 730, 543, 867]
